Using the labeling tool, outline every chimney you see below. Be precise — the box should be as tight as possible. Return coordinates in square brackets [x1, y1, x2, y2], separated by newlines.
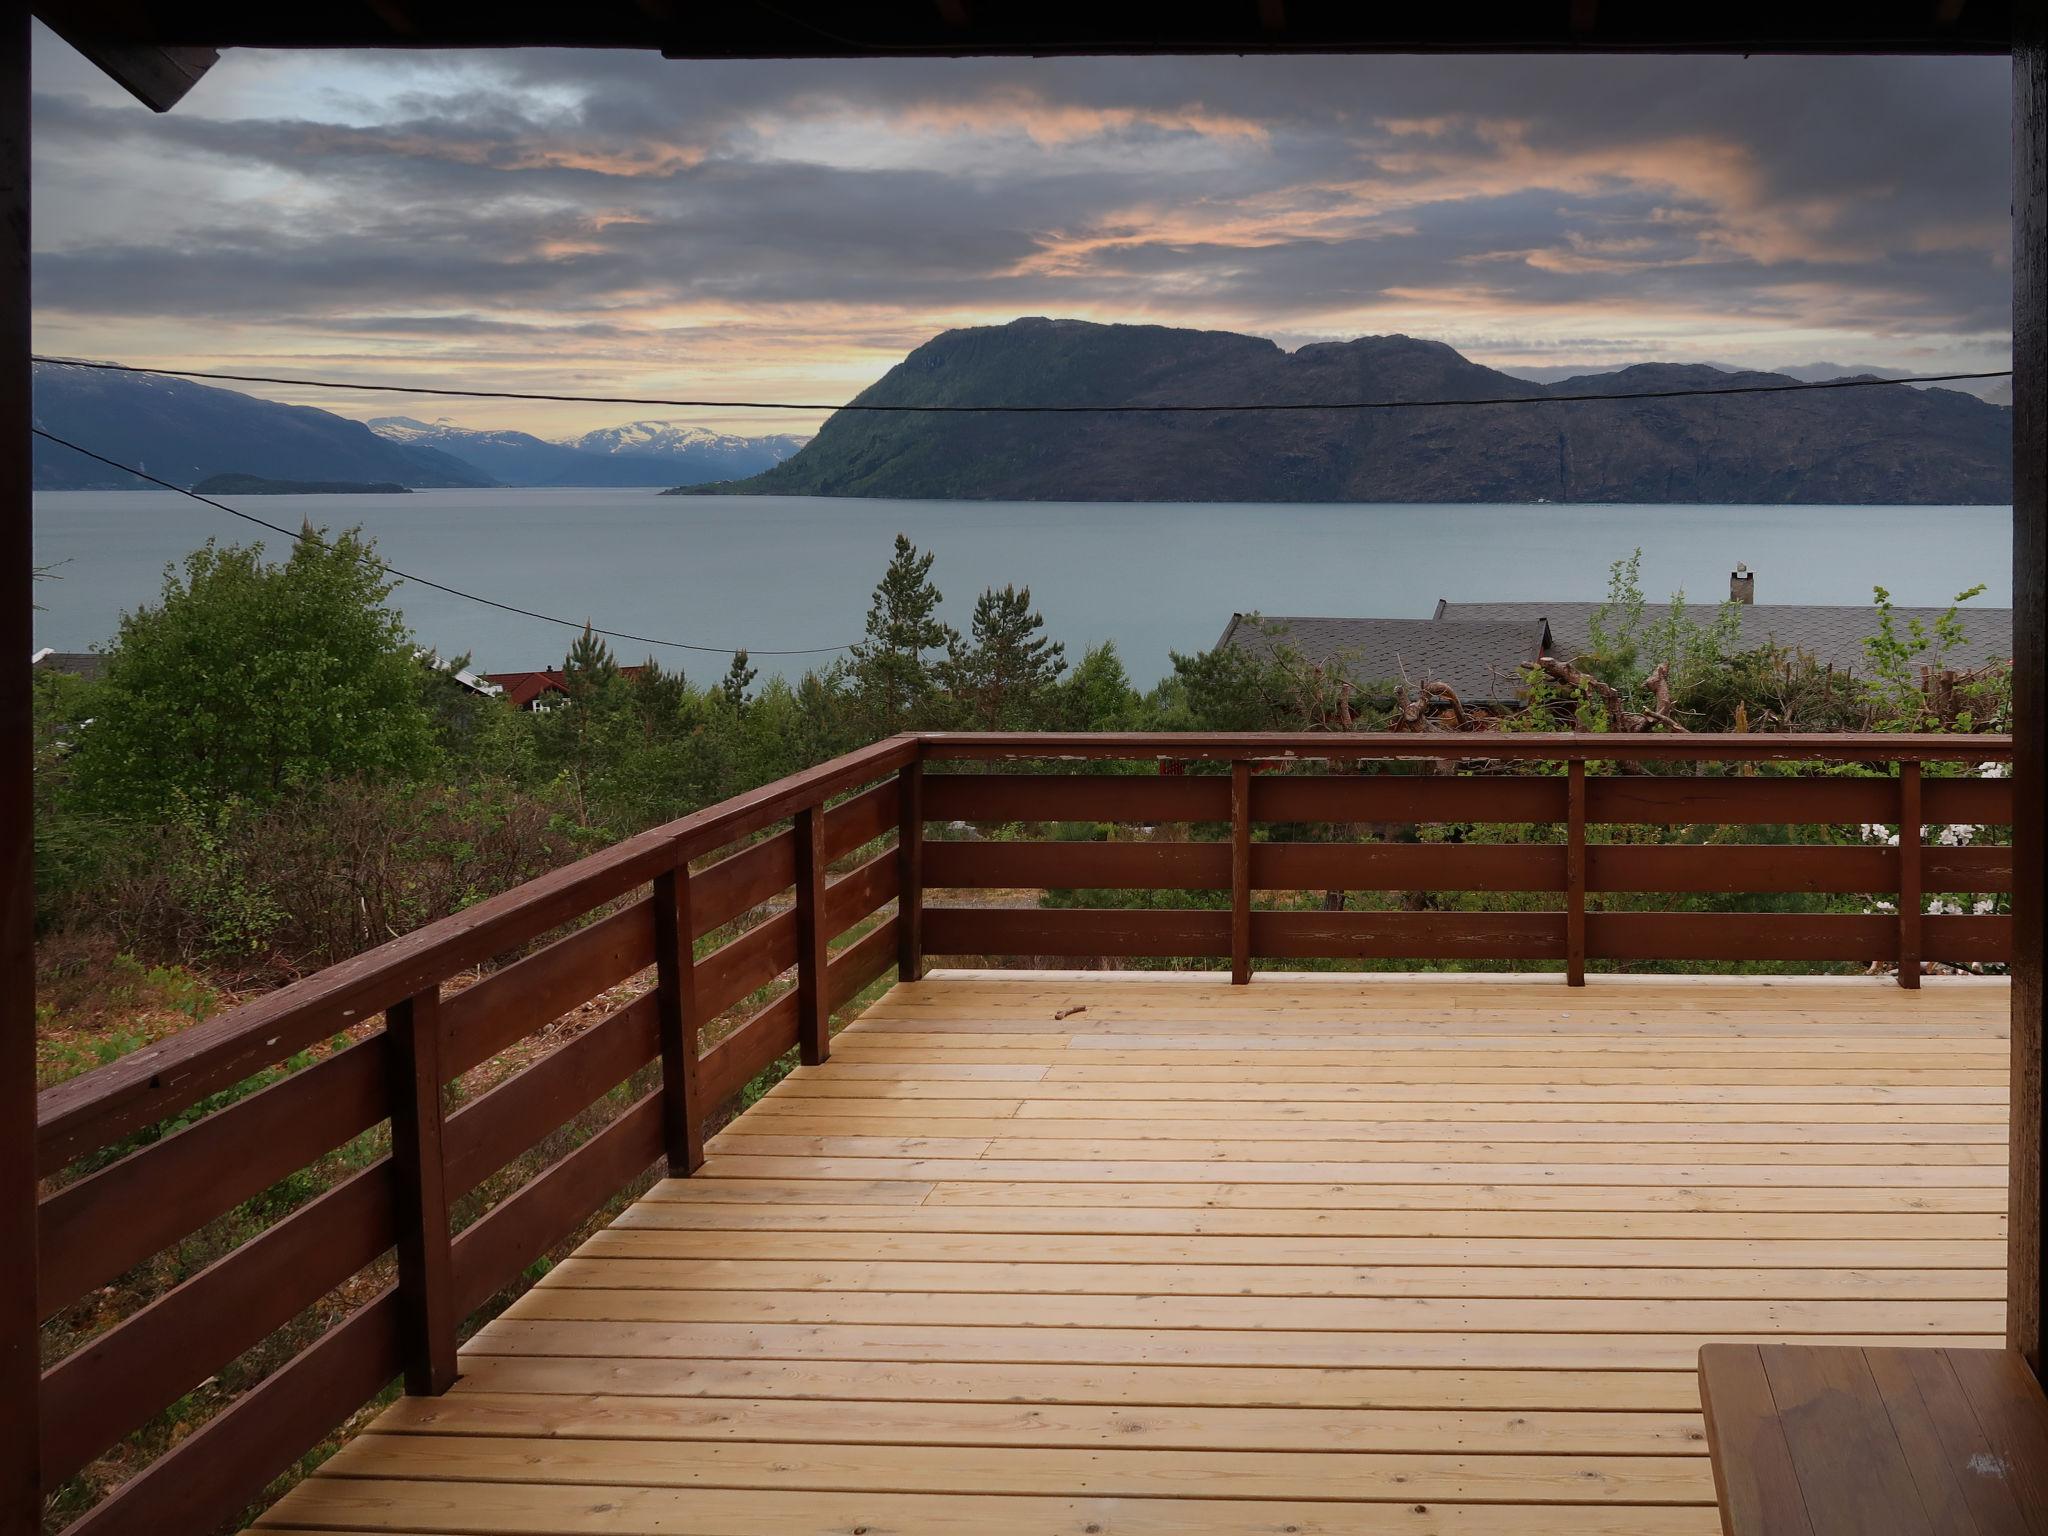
[1730, 563, 1755, 605]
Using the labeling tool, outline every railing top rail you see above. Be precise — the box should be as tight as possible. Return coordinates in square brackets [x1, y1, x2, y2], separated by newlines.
[36, 735, 918, 1172]
[914, 731, 2015, 763]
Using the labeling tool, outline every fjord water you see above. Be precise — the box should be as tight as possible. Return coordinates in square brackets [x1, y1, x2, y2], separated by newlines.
[32, 489, 2013, 683]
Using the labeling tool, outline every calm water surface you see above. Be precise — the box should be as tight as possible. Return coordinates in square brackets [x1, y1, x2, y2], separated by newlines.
[31, 490, 2014, 684]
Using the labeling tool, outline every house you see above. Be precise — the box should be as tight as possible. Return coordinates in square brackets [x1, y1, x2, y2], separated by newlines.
[481, 664, 644, 710]
[1219, 567, 2015, 703]
[28, 648, 104, 682]
[1213, 613, 1544, 705]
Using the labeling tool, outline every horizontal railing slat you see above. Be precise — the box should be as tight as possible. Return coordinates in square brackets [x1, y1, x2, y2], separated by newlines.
[56, 1288, 402, 1536]
[690, 830, 794, 939]
[439, 897, 654, 1083]
[925, 840, 1227, 890]
[925, 772, 1229, 823]
[1586, 844, 1899, 894]
[449, 1090, 664, 1318]
[823, 778, 900, 861]
[442, 994, 660, 1197]
[1585, 777, 1897, 824]
[1926, 845, 2013, 891]
[1254, 909, 1565, 960]
[925, 906, 1231, 957]
[830, 915, 901, 1012]
[694, 992, 799, 1117]
[1258, 842, 1561, 892]
[36, 1036, 386, 1321]
[696, 910, 797, 1021]
[1923, 777, 2013, 824]
[1256, 775, 1567, 824]
[1586, 911, 1895, 961]
[822, 848, 898, 938]
[41, 1161, 392, 1486]
[1923, 914, 2012, 960]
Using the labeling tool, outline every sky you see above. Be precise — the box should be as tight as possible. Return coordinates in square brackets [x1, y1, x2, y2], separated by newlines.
[28, 26, 2015, 440]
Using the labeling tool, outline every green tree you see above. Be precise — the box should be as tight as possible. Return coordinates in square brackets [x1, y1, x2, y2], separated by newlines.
[1058, 641, 1143, 730]
[562, 623, 618, 706]
[1863, 584, 1995, 730]
[847, 534, 957, 732]
[720, 650, 758, 712]
[69, 529, 434, 816]
[943, 584, 1066, 729]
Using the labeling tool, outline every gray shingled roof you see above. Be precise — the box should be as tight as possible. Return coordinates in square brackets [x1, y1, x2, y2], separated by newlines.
[29, 650, 105, 681]
[1216, 614, 1545, 703]
[1435, 601, 2013, 675]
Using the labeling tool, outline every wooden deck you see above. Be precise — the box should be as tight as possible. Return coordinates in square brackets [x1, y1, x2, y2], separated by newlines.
[256, 971, 2012, 1536]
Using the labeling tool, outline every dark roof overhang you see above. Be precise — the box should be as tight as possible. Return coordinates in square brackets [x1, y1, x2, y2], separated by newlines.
[32, 2, 2019, 113]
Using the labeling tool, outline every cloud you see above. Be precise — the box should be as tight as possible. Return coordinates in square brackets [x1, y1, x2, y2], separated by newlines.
[29, 30, 2012, 436]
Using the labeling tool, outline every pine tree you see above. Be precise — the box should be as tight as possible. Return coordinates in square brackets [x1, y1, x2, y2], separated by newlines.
[943, 584, 1065, 729]
[720, 650, 758, 712]
[563, 622, 618, 704]
[847, 534, 956, 732]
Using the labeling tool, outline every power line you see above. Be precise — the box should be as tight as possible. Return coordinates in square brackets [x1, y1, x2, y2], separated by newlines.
[33, 355, 2014, 416]
[30, 428, 858, 659]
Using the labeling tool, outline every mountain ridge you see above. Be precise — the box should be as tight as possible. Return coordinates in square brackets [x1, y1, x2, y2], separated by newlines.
[32, 363, 493, 491]
[677, 319, 2011, 504]
[29, 361, 808, 490]
[369, 416, 806, 487]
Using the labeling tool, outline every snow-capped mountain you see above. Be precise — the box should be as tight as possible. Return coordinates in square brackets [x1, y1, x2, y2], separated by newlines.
[368, 416, 807, 486]
[567, 420, 809, 462]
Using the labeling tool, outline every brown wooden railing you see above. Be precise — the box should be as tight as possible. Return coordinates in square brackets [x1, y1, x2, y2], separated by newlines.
[917, 732, 2014, 987]
[25, 736, 918, 1536]
[15, 729, 2012, 1535]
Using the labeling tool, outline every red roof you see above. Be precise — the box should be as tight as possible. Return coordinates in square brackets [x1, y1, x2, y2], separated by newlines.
[482, 666, 644, 708]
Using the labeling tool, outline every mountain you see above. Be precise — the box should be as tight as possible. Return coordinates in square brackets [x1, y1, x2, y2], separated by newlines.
[565, 419, 809, 474]
[1771, 362, 2012, 408]
[32, 362, 494, 490]
[682, 319, 2012, 505]
[369, 416, 807, 487]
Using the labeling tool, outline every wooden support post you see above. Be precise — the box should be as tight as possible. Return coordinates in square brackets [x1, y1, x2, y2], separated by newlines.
[1565, 759, 1587, 986]
[0, 10, 33, 1528]
[1898, 763, 1923, 990]
[897, 762, 924, 983]
[2012, 14, 2047, 1380]
[1230, 761, 1252, 985]
[652, 865, 703, 1174]
[384, 988, 456, 1396]
[794, 805, 831, 1065]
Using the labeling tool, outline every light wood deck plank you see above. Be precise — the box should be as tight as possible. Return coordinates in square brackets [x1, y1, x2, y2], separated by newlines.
[258, 973, 2010, 1536]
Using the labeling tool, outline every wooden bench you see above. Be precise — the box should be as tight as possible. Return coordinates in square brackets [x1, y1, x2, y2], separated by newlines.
[1698, 1344, 2048, 1535]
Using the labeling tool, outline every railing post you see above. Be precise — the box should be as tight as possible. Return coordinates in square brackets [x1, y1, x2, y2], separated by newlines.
[1230, 760, 1252, 985]
[384, 986, 456, 1395]
[898, 761, 924, 983]
[794, 804, 831, 1065]
[1899, 761, 1923, 990]
[1566, 758, 1587, 986]
[653, 864, 704, 1174]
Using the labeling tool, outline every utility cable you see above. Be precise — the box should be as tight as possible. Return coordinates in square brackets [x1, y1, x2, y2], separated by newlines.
[30, 428, 857, 658]
[32, 355, 2014, 416]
